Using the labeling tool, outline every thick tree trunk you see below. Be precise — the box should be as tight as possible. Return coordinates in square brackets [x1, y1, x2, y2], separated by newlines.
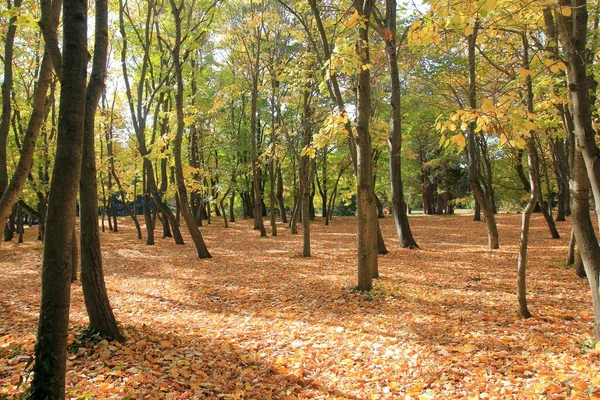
[31, 0, 87, 395]
[558, 0, 600, 340]
[473, 200, 481, 221]
[355, 0, 377, 291]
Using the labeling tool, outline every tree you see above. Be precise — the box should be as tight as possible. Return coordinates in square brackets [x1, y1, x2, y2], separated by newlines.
[379, 0, 418, 248]
[30, 0, 88, 395]
[79, 0, 124, 341]
[168, 0, 212, 259]
[355, 0, 378, 290]
[557, 0, 600, 340]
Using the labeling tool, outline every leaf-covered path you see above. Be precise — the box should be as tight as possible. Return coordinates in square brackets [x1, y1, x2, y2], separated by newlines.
[1, 214, 599, 399]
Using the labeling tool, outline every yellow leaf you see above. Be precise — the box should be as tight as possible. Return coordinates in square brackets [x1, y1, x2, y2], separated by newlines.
[595, 341, 600, 350]
[518, 67, 533, 77]
[449, 134, 466, 149]
[409, 382, 425, 394]
[464, 24, 474, 37]
[550, 61, 567, 73]
[300, 145, 316, 159]
[525, 120, 536, 131]
[481, 98, 495, 112]
[345, 10, 360, 28]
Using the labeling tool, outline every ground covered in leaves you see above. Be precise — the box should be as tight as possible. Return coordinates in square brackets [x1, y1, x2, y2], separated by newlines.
[1, 213, 600, 399]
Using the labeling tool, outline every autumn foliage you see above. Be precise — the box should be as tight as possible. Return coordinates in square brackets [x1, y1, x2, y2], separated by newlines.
[1, 214, 599, 399]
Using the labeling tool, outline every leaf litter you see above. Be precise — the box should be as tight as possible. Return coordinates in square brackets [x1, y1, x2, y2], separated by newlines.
[1, 214, 599, 399]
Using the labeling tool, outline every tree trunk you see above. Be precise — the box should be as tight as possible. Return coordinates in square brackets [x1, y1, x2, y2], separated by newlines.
[467, 25, 498, 249]
[79, 0, 123, 342]
[516, 32, 536, 319]
[31, 0, 87, 395]
[0, 53, 53, 231]
[385, 0, 418, 248]
[290, 191, 300, 234]
[142, 164, 154, 245]
[276, 164, 287, 223]
[300, 92, 312, 256]
[567, 229, 576, 266]
[0, 0, 21, 202]
[355, 0, 377, 291]
[16, 203, 23, 244]
[517, 138, 537, 319]
[70, 225, 78, 283]
[229, 188, 236, 222]
[169, 0, 211, 259]
[558, 0, 600, 339]
[473, 199, 481, 221]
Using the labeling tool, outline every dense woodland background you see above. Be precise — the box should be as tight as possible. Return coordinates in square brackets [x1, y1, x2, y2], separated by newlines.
[2, 0, 600, 398]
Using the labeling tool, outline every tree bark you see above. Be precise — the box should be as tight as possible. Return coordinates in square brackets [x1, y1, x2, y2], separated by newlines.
[467, 24, 499, 249]
[557, 0, 600, 339]
[276, 164, 287, 223]
[0, 0, 22, 200]
[31, 0, 87, 395]
[79, 0, 123, 341]
[300, 92, 312, 257]
[516, 32, 536, 319]
[355, 0, 377, 291]
[381, 0, 419, 244]
[169, 0, 210, 259]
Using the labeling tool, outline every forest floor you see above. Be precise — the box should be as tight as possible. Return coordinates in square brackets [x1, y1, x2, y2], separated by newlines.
[1, 213, 600, 399]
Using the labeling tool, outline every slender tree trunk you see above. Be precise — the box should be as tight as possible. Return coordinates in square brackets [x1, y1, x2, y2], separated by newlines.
[16, 203, 23, 243]
[31, 0, 87, 395]
[382, 0, 418, 247]
[229, 188, 236, 222]
[467, 25, 498, 249]
[300, 92, 312, 256]
[517, 138, 537, 319]
[567, 229, 576, 266]
[290, 191, 300, 234]
[0, 0, 21, 201]
[142, 163, 154, 244]
[79, 0, 123, 341]
[169, 0, 210, 259]
[251, 74, 266, 236]
[0, 53, 53, 230]
[70, 225, 78, 282]
[516, 32, 536, 319]
[276, 165, 287, 223]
